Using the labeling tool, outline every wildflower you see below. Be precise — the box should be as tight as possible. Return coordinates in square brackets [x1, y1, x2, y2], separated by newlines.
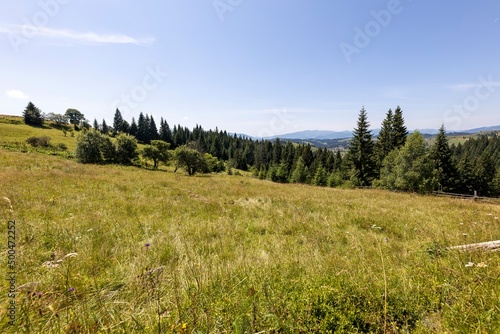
[68, 287, 75, 292]
[476, 262, 488, 268]
[465, 262, 474, 267]
[145, 243, 150, 247]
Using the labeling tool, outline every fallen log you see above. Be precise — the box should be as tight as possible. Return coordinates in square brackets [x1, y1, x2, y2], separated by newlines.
[447, 240, 500, 251]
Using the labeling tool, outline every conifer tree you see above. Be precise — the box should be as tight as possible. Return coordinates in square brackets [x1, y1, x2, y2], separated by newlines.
[392, 106, 408, 149]
[102, 119, 109, 134]
[93, 118, 99, 131]
[149, 115, 159, 141]
[129, 117, 138, 137]
[375, 109, 394, 168]
[113, 108, 123, 134]
[23, 102, 44, 126]
[347, 107, 376, 186]
[312, 163, 327, 186]
[290, 157, 308, 183]
[431, 125, 458, 191]
[137, 113, 148, 143]
[159, 118, 173, 144]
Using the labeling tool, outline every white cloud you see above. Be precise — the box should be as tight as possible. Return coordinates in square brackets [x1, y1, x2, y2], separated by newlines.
[447, 81, 500, 92]
[6, 89, 29, 99]
[0, 24, 155, 45]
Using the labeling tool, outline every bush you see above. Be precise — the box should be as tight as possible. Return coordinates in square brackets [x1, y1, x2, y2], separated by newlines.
[55, 143, 67, 151]
[115, 134, 138, 165]
[173, 146, 208, 176]
[75, 130, 105, 164]
[26, 136, 51, 147]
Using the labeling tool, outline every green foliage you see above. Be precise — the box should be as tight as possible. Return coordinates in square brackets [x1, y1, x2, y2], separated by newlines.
[65, 108, 85, 125]
[290, 157, 308, 184]
[312, 163, 327, 186]
[26, 136, 51, 147]
[431, 125, 458, 191]
[115, 134, 138, 165]
[46, 112, 68, 126]
[275, 161, 290, 183]
[375, 108, 394, 168]
[141, 140, 170, 169]
[1, 149, 500, 333]
[102, 119, 109, 134]
[347, 107, 376, 186]
[75, 130, 106, 164]
[173, 145, 208, 175]
[380, 131, 437, 193]
[204, 153, 225, 173]
[23, 101, 44, 126]
[392, 106, 408, 149]
[100, 136, 116, 163]
[327, 170, 343, 187]
[113, 108, 124, 134]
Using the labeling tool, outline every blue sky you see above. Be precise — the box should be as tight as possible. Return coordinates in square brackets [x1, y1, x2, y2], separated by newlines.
[1, 1, 500, 137]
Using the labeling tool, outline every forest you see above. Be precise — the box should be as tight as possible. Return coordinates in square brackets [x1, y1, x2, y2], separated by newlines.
[24, 102, 500, 197]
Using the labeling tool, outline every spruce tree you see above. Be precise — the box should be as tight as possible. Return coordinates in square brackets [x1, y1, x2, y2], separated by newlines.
[137, 113, 148, 143]
[102, 119, 109, 134]
[159, 118, 173, 144]
[431, 125, 458, 191]
[392, 106, 408, 149]
[130, 118, 138, 137]
[290, 157, 308, 183]
[113, 108, 123, 134]
[23, 102, 44, 126]
[347, 107, 376, 186]
[149, 115, 159, 141]
[312, 163, 327, 186]
[375, 109, 394, 168]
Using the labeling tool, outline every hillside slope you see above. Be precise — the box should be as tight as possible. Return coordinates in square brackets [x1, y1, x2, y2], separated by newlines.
[1, 148, 499, 332]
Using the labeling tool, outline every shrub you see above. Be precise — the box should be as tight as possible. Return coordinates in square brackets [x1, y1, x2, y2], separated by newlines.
[26, 136, 51, 147]
[55, 143, 67, 151]
[115, 134, 138, 165]
[75, 130, 104, 164]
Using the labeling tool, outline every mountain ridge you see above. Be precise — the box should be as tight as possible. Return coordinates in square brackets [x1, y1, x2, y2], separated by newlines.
[261, 125, 500, 140]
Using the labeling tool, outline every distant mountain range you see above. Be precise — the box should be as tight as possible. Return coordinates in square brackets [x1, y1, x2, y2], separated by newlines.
[261, 125, 500, 140]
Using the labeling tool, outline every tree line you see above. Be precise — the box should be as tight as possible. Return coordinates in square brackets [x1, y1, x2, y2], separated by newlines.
[22, 102, 500, 196]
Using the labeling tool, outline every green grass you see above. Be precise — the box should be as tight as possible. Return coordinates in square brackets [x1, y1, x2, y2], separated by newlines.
[1, 149, 499, 333]
[1, 115, 500, 333]
[0, 115, 78, 155]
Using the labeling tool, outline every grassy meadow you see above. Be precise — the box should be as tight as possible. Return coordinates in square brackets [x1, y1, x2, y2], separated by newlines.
[1, 120, 500, 333]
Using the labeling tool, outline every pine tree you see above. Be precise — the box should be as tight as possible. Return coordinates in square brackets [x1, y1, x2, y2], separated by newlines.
[130, 118, 138, 137]
[312, 163, 327, 186]
[102, 119, 109, 134]
[93, 118, 99, 131]
[159, 118, 173, 144]
[431, 125, 458, 191]
[23, 102, 44, 126]
[149, 115, 159, 141]
[113, 108, 123, 134]
[392, 106, 408, 149]
[375, 109, 394, 168]
[290, 157, 308, 183]
[137, 113, 148, 143]
[347, 107, 376, 186]
[121, 120, 130, 134]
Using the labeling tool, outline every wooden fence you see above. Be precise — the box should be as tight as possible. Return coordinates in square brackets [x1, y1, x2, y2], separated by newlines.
[433, 191, 500, 203]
